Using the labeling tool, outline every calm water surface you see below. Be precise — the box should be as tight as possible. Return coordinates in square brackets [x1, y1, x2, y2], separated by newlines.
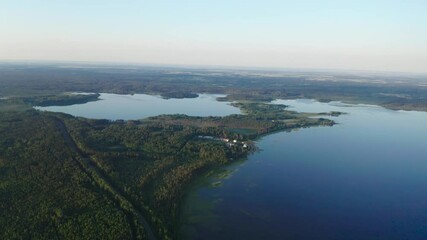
[35, 93, 239, 120]
[180, 99, 427, 240]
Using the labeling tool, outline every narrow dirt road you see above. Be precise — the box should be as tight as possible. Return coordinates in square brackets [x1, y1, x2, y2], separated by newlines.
[54, 117, 157, 240]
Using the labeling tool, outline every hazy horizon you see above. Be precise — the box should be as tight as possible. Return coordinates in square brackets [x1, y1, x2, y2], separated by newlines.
[1, 1, 426, 73]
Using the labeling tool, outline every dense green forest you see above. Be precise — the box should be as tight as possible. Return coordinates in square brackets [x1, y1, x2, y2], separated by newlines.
[0, 111, 135, 239]
[0, 94, 335, 239]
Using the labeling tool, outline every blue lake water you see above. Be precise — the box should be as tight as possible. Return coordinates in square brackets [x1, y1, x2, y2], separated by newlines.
[35, 93, 240, 120]
[180, 99, 427, 240]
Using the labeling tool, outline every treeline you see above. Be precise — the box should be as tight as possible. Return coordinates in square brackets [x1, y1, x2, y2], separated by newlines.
[22, 93, 100, 107]
[0, 111, 133, 239]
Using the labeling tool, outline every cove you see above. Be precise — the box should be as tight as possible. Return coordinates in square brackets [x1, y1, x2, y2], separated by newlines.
[35, 93, 240, 120]
[180, 99, 427, 240]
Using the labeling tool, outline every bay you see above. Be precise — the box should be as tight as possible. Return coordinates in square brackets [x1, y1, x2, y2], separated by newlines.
[180, 99, 427, 240]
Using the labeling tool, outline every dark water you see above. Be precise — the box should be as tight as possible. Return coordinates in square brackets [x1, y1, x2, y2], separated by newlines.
[35, 93, 239, 120]
[180, 99, 427, 240]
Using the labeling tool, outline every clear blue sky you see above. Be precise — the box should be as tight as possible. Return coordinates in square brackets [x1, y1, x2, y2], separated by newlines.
[1, 0, 426, 73]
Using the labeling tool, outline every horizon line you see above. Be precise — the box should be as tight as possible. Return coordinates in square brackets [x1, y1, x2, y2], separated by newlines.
[1, 59, 427, 77]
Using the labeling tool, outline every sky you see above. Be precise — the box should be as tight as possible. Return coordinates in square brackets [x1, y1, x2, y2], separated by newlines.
[1, 0, 426, 73]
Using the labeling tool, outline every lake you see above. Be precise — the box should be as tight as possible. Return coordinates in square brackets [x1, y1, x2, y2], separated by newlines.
[180, 99, 427, 240]
[35, 93, 240, 120]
